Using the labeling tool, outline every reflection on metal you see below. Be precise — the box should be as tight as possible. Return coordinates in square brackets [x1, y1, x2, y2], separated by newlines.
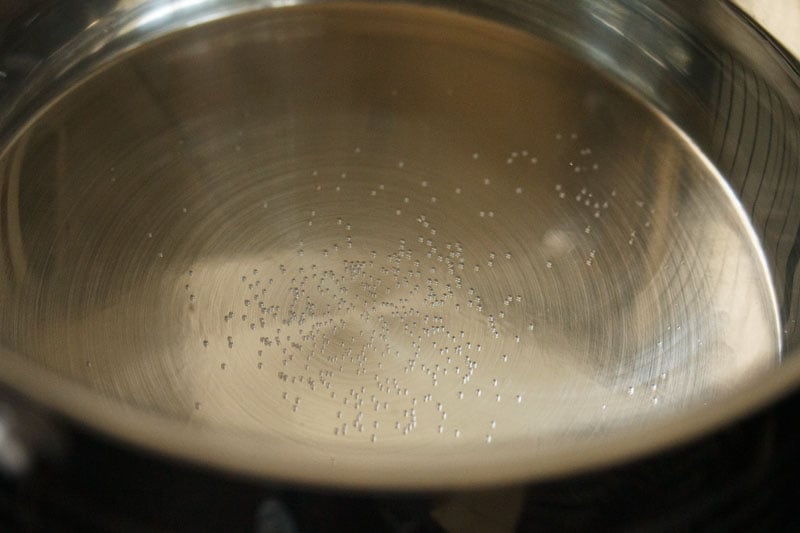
[0, 1, 798, 489]
[136, 0, 211, 26]
[0, 403, 31, 476]
[1, 136, 26, 283]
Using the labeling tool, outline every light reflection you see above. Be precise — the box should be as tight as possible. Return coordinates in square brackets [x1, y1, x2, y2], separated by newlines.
[135, 0, 213, 28]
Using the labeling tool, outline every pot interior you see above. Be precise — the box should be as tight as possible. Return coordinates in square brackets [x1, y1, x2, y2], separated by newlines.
[0, 1, 796, 487]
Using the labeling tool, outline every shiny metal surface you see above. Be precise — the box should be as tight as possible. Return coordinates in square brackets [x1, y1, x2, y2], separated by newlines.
[0, 0, 799, 489]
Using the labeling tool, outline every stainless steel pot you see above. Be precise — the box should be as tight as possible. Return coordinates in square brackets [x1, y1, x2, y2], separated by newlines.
[0, 0, 799, 490]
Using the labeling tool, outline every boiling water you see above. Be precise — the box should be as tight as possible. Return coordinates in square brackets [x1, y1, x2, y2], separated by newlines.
[0, 4, 778, 450]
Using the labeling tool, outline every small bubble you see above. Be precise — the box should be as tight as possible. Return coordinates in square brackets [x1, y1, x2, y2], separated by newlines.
[455, 429, 461, 438]
[195, 402, 201, 410]
[472, 152, 479, 159]
[627, 386, 635, 396]
[515, 187, 523, 194]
